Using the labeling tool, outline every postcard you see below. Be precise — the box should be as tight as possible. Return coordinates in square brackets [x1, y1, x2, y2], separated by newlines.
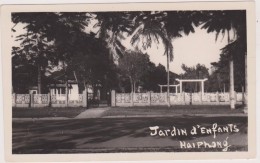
[1, 1, 256, 161]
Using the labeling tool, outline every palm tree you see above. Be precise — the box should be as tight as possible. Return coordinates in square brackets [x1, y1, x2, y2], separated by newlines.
[94, 12, 140, 60]
[129, 11, 199, 107]
[201, 10, 247, 110]
[95, 11, 200, 106]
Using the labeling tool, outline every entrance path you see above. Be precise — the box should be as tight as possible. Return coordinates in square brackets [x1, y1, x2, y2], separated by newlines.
[75, 107, 110, 119]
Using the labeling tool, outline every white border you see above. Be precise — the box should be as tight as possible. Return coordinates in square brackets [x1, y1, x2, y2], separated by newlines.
[0, 0, 259, 163]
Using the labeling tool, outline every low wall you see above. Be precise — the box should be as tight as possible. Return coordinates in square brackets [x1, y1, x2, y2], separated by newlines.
[13, 94, 30, 108]
[111, 91, 245, 107]
[13, 91, 87, 108]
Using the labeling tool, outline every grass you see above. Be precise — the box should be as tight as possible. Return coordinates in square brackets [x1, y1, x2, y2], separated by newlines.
[12, 105, 245, 118]
[102, 105, 245, 117]
[12, 107, 87, 118]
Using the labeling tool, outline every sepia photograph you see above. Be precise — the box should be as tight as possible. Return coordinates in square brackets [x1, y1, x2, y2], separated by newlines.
[1, 1, 256, 161]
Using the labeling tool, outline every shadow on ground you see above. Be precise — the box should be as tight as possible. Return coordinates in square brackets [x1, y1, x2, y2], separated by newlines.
[12, 116, 248, 154]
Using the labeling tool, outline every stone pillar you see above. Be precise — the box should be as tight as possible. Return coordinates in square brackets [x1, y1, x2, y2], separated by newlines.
[13, 93, 16, 107]
[200, 81, 203, 103]
[230, 60, 235, 109]
[30, 94, 33, 108]
[165, 92, 168, 105]
[244, 55, 248, 113]
[180, 81, 182, 93]
[111, 90, 116, 107]
[83, 90, 87, 107]
[183, 92, 185, 105]
[65, 93, 68, 107]
[242, 86, 245, 105]
[234, 91, 237, 104]
[201, 81, 204, 95]
[48, 93, 51, 107]
[131, 92, 134, 106]
[216, 91, 219, 104]
[148, 91, 151, 106]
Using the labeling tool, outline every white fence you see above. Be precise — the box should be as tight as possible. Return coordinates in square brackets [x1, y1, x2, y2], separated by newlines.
[12, 91, 87, 108]
[111, 91, 245, 107]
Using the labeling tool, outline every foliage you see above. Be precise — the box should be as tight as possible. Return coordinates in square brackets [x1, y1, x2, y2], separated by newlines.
[208, 47, 245, 92]
[201, 10, 246, 92]
[11, 11, 247, 95]
[180, 64, 209, 92]
[12, 12, 91, 93]
[64, 33, 119, 92]
[118, 51, 150, 93]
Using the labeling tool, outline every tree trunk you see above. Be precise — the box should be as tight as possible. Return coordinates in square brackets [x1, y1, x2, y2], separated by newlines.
[167, 51, 170, 107]
[244, 54, 248, 113]
[37, 64, 41, 94]
[133, 82, 136, 93]
[83, 78, 87, 92]
[65, 75, 68, 107]
[129, 76, 134, 106]
[229, 59, 235, 109]
[228, 31, 235, 109]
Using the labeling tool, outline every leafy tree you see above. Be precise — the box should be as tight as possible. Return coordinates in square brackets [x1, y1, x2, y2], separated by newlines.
[208, 48, 245, 93]
[180, 64, 209, 92]
[12, 12, 90, 94]
[67, 33, 119, 94]
[140, 62, 165, 92]
[201, 10, 246, 109]
[118, 51, 150, 93]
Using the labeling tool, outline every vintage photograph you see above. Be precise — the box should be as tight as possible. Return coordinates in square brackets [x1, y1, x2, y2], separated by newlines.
[1, 1, 256, 161]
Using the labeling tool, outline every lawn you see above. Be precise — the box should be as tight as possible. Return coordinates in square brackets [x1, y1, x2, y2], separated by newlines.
[12, 107, 87, 118]
[12, 105, 245, 119]
[101, 105, 245, 117]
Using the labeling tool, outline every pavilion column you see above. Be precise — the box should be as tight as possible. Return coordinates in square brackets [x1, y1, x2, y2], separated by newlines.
[201, 81, 204, 95]
[160, 86, 162, 93]
[175, 86, 177, 94]
[201, 81, 204, 103]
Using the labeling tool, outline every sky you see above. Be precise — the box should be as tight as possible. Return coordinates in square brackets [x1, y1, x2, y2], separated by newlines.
[12, 16, 233, 75]
[148, 27, 230, 74]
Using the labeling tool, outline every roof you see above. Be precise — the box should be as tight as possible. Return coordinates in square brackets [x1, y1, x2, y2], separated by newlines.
[47, 70, 77, 84]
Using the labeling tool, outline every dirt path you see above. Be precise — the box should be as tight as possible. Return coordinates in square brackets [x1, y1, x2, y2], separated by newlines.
[75, 107, 110, 119]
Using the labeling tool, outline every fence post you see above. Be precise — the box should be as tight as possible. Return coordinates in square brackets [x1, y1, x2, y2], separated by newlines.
[234, 91, 237, 105]
[83, 90, 87, 107]
[216, 92, 219, 105]
[13, 93, 16, 107]
[199, 92, 202, 105]
[242, 86, 245, 105]
[148, 92, 151, 106]
[165, 92, 168, 105]
[65, 93, 68, 107]
[183, 92, 186, 105]
[48, 93, 51, 107]
[111, 90, 116, 107]
[131, 92, 134, 106]
[30, 94, 33, 108]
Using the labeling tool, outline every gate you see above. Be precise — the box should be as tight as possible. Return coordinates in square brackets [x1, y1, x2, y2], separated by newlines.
[87, 91, 111, 108]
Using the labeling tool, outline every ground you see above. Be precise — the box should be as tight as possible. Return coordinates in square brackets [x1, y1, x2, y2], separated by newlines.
[12, 105, 247, 154]
[12, 107, 86, 118]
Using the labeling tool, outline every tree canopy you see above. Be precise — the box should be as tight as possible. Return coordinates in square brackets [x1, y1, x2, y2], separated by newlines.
[12, 10, 247, 94]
